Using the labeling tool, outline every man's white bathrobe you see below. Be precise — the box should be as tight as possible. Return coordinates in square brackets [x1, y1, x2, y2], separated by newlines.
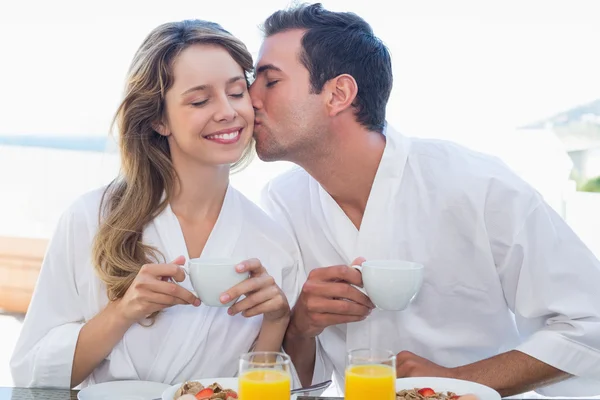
[262, 124, 600, 396]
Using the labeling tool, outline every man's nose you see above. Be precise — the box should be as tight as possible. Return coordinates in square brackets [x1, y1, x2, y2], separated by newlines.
[249, 83, 263, 110]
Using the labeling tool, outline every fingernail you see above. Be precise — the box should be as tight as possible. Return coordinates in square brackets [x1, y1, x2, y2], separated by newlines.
[227, 308, 234, 315]
[220, 294, 231, 303]
[193, 299, 201, 307]
[235, 264, 245, 272]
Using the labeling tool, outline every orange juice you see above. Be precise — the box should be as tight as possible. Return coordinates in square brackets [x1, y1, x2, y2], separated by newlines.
[345, 364, 395, 400]
[238, 369, 290, 400]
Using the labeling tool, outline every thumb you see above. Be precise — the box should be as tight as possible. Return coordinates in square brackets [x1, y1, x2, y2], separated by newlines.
[170, 255, 187, 266]
[350, 257, 366, 266]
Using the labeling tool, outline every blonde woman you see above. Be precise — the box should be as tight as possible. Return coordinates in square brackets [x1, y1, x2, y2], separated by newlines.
[10, 20, 300, 389]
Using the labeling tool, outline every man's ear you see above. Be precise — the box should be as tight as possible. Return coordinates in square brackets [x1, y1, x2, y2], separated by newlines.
[152, 120, 170, 137]
[324, 74, 358, 117]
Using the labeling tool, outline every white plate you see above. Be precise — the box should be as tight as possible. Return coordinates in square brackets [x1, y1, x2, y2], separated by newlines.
[78, 380, 171, 400]
[162, 378, 238, 400]
[396, 377, 501, 400]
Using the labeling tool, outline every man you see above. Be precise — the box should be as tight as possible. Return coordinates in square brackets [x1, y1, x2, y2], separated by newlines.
[249, 3, 600, 397]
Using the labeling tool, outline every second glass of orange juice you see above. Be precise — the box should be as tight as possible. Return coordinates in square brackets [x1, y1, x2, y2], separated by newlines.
[345, 348, 396, 400]
[238, 351, 291, 400]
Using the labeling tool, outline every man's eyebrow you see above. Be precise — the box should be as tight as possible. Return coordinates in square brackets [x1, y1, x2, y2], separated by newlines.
[255, 64, 283, 75]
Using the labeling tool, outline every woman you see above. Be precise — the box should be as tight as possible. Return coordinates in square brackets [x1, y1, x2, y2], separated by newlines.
[10, 19, 300, 389]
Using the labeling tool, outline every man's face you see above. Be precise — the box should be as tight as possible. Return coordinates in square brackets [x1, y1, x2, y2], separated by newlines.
[249, 29, 327, 162]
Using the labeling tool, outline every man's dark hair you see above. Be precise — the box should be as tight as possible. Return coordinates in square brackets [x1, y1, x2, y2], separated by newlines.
[262, 2, 393, 133]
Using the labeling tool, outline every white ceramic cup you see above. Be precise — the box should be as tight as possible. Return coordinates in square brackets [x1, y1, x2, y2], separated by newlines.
[185, 258, 250, 307]
[351, 260, 424, 311]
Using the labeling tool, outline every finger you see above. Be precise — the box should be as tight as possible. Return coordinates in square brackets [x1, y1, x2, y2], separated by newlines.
[235, 258, 264, 276]
[395, 354, 419, 377]
[311, 312, 368, 327]
[396, 361, 418, 378]
[142, 291, 190, 307]
[171, 255, 187, 265]
[168, 256, 188, 282]
[228, 284, 280, 316]
[305, 297, 371, 317]
[220, 275, 274, 304]
[143, 279, 200, 306]
[395, 351, 417, 363]
[308, 265, 364, 286]
[140, 262, 187, 282]
[170, 266, 188, 283]
[304, 281, 375, 309]
[237, 297, 287, 318]
[396, 365, 409, 378]
[351, 256, 366, 266]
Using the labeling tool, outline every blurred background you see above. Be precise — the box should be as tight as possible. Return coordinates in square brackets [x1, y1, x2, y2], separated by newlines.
[1, 0, 599, 392]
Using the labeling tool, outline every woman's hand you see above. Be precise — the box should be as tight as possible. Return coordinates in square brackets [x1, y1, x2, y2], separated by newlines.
[220, 258, 290, 322]
[114, 255, 201, 324]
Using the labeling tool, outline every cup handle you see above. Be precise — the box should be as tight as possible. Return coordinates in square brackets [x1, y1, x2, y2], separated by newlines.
[350, 264, 368, 296]
[166, 262, 189, 283]
[167, 263, 197, 295]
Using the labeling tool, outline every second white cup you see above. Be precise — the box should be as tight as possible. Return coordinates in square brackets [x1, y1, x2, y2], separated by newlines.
[352, 260, 424, 311]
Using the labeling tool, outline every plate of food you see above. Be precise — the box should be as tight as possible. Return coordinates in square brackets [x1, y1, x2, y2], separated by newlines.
[162, 378, 239, 400]
[395, 377, 501, 400]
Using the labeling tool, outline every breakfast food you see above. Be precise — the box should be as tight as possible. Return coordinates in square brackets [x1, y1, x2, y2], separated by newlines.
[174, 381, 238, 400]
[396, 387, 460, 400]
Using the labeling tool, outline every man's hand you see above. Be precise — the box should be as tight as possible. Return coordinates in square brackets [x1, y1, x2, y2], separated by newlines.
[396, 351, 457, 379]
[288, 257, 375, 339]
[396, 350, 571, 397]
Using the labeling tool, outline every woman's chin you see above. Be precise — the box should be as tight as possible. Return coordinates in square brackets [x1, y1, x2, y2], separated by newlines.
[208, 151, 248, 168]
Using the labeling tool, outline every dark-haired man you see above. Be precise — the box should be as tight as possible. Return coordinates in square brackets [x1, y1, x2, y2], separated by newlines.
[249, 3, 600, 397]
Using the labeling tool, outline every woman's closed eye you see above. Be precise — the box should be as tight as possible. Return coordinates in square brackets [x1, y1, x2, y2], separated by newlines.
[191, 92, 244, 107]
[191, 100, 208, 107]
[266, 80, 279, 88]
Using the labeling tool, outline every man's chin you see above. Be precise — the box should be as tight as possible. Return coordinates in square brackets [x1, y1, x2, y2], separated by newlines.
[255, 145, 285, 163]
[256, 150, 279, 163]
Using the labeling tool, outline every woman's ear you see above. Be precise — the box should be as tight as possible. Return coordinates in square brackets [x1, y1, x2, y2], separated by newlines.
[152, 121, 170, 137]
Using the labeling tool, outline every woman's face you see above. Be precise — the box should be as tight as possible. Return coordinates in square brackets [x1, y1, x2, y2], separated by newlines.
[159, 43, 254, 168]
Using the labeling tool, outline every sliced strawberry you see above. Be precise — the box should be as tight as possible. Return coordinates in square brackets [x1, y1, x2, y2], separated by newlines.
[418, 388, 436, 397]
[224, 390, 238, 399]
[195, 388, 214, 400]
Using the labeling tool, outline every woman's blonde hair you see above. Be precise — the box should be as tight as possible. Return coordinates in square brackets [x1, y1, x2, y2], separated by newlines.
[92, 20, 254, 314]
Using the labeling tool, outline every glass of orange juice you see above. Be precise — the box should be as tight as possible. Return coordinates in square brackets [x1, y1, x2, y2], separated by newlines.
[238, 351, 291, 400]
[345, 348, 396, 400]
